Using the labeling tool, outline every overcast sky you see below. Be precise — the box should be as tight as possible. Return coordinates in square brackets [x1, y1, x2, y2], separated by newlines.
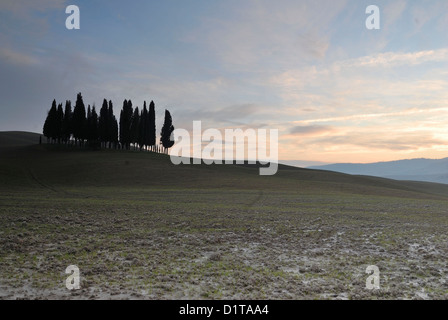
[1, 0, 448, 163]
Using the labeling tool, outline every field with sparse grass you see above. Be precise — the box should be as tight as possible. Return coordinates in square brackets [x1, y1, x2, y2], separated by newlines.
[1, 132, 448, 300]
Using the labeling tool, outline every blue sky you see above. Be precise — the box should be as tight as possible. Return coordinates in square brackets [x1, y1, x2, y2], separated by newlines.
[1, 0, 448, 163]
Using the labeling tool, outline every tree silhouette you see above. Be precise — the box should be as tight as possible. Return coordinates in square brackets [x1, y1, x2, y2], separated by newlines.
[72, 93, 86, 146]
[92, 106, 99, 142]
[111, 115, 119, 149]
[86, 105, 99, 146]
[130, 107, 140, 150]
[43, 109, 50, 142]
[138, 101, 148, 150]
[62, 100, 73, 145]
[149, 100, 156, 151]
[99, 99, 109, 148]
[43, 94, 174, 154]
[119, 99, 133, 150]
[86, 105, 92, 140]
[56, 103, 64, 144]
[108, 100, 119, 149]
[43, 99, 58, 143]
[160, 109, 175, 154]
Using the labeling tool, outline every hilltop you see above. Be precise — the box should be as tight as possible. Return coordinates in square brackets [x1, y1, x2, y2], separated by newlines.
[0, 131, 447, 200]
[0, 131, 41, 148]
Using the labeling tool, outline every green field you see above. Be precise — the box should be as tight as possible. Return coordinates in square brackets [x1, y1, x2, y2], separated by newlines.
[1, 132, 448, 300]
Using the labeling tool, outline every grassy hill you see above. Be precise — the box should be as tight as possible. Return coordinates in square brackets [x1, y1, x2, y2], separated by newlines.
[0, 131, 41, 148]
[1, 132, 448, 300]
[1, 131, 448, 201]
[1, 140, 448, 200]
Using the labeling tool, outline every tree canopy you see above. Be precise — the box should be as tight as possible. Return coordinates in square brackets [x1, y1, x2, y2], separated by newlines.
[43, 93, 174, 154]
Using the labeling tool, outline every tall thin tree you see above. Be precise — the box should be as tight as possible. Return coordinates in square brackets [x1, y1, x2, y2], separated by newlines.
[130, 107, 140, 150]
[160, 109, 175, 154]
[99, 99, 109, 148]
[119, 99, 133, 150]
[90, 105, 99, 144]
[72, 93, 86, 146]
[149, 100, 156, 151]
[43, 99, 57, 143]
[139, 102, 148, 150]
[56, 103, 64, 144]
[62, 100, 73, 145]
[108, 100, 118, 148]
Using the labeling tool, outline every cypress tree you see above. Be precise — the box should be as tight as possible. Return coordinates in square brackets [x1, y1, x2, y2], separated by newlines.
[119, 107, 124, 148]
[111, 115, 119, 149]
[43, 110, 50, 142]
[149, 100, 156, 151]
[85, 105, 99, 147]
[99, 99, 108, 148]
[86, 105, 92, 141]
[43, 99, 57, 143]
[56, 103, 64, 144]
[160, 109, 175, 154]
[139, 102, 148, 150]
[119, 99, 133, 150]
[62, 100, 73, 145]
[91, 106, 99, 143]
[108, 100, 117, 148]
[72, 93, 86, 146]
[130, 107, 140, 150]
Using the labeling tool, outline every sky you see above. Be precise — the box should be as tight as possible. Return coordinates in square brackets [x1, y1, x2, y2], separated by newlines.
[1, 0, 448, 164]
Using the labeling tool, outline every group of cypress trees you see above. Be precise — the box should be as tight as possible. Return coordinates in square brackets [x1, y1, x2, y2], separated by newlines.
[43, 92, 175, 153]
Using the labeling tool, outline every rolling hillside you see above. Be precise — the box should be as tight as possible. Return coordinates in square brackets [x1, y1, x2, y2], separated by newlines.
[1, 132, 448, 300]
[0, 132, 447, 200]
[0, 131, 41, 148]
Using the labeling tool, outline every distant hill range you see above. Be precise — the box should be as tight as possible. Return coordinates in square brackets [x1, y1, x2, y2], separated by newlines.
[309, 158, 448, 185]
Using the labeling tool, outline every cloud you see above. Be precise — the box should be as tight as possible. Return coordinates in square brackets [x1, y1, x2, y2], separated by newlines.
[0, 47, 39, 66]
[0, 45, 104, 133]
[292, 107, 448, 125]
[290, 125, 335, 136]
[0, 0, 68, 43]
[383, 0, 407, 30]
[296, 32, 330, 59]
[175, 104, 262, 129]
[0, 0, 66, 15]
[310, 131, 446, 151]
[338, 49, 448, 68]
[411, 3, 437, 31]
[269, 47, 448, 123]
[185, 0, 347, 68]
